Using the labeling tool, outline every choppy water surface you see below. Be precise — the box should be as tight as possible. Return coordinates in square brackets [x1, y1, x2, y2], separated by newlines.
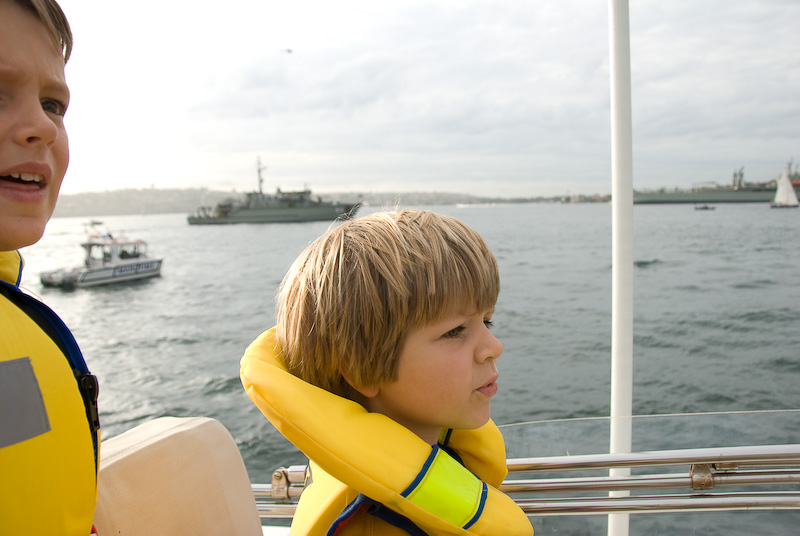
[20, 203, 800, 534]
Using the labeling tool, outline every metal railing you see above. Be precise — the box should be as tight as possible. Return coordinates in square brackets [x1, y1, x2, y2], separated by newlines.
[254, 465, 306, 519]
[253, 444, 800, 519]
[505, 444, 800, 515]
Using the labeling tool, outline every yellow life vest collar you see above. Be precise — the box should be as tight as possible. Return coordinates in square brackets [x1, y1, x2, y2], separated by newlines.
[241, 327, 532, 535]
[0, 250, 24, 286]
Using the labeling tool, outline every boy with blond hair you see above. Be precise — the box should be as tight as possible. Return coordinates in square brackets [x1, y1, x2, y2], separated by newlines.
[242, 210, 531, 535]
[1, 1, 100, 533]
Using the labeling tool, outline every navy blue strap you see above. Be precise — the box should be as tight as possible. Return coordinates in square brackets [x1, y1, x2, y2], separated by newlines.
[326, 493, 428, 536]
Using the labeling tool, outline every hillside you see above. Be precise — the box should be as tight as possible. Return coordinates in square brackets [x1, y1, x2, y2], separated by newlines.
[51, 188, 590, 218]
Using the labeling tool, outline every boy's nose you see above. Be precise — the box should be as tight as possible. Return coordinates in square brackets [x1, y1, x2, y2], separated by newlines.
[14, 101, 59, 147]
[477, 329, 503, 362]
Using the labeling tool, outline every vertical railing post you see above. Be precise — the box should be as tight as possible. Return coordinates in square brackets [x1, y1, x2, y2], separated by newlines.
[608, 0, 634, 535]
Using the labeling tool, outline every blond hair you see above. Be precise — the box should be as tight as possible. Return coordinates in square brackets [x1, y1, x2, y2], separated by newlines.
[13, 0, 73, 63]
[276, 209, 500, 398]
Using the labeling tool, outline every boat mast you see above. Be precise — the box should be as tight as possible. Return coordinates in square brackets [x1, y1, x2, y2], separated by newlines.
[608, 0, 634, 535]
[257, 157, 267, 195]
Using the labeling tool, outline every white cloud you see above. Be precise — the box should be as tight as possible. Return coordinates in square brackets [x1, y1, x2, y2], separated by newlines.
[56, 0, 799, 197]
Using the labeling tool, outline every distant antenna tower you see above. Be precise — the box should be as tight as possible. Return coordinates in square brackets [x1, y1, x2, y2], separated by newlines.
[256, 157, 267, 194]
[732, 166, 744, 188]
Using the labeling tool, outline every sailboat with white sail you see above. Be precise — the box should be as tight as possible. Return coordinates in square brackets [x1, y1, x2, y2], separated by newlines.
[769, 163, 799, 208]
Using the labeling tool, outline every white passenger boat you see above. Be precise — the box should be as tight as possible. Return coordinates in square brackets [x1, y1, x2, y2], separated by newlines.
[40, 222, 163, 290]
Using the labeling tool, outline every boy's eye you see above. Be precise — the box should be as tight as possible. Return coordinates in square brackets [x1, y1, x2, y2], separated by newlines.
[42, 99, 67, 116]
[484, 320, 494, 329]
[444, 326, 464, 338]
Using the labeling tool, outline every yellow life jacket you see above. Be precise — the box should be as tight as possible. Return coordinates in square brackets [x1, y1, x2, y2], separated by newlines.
[241, 327, 532, 536]
[0, 250, 100, 535]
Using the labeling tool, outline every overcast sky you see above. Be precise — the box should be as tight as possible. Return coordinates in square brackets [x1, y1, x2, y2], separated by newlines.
[55, 0, 798, 198]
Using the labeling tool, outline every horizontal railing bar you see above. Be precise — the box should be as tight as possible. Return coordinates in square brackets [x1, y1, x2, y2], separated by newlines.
[507, 444, 800, 472]
[516, 492, 800, 515]
[503, 474, 687, 493]
[256, 503, 297, 518]
[253, 486, 304, 500]
[502, 469, 800, 493]
[253, 469, 800, 501]
[255, 492, 800, 520]
[252, 483, 271, 499]
[253, 445, 800, 519]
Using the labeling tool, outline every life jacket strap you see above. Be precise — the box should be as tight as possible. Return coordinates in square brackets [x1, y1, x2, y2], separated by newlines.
[326, 494, 428, 536]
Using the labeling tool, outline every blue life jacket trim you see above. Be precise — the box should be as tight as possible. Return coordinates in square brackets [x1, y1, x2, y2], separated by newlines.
[464, 482, 488, 530]
[401, 445, 439, 498]
[326, 493, 428, 536]
[0, 280, 100, 467]
[439, 440, 464, 465]
[11, 251, 22, 286]
[439, 427, 453, 447]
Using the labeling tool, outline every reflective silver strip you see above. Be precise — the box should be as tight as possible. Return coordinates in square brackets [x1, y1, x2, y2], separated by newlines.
[0, 357, 50, 448]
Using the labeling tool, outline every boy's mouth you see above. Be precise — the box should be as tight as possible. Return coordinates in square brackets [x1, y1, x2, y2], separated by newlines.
[476, 376, 498, 397]
[1, 172, 44, 184]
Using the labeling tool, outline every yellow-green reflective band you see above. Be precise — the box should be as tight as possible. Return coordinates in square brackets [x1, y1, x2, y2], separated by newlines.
[402, 447, 483, 527]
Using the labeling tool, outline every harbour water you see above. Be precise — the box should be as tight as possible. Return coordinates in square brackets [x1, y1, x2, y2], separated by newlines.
[19, 202, 800, 533]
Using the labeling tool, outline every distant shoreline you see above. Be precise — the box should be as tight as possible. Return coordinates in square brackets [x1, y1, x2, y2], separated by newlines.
[52, 188, 611, 218]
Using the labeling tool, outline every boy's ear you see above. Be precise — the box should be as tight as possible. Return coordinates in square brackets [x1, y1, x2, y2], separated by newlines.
[341, 370, 380, 398]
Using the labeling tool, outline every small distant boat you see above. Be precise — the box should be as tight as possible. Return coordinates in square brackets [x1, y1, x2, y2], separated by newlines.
[187, 158, 360, 225]
[769, 163, 799, 209]
[694, 204, 715, 210]
[40, 222, 163, 290]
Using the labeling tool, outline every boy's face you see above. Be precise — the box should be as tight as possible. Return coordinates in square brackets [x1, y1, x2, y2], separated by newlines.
[361, 306, 502, 445]
[0, 2, 70, 251]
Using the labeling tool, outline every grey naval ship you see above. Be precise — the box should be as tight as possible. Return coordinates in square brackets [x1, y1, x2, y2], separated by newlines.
[188, 160, 360, 225]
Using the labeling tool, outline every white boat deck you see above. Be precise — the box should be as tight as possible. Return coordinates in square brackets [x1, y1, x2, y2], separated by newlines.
[91, 414, 800, 535]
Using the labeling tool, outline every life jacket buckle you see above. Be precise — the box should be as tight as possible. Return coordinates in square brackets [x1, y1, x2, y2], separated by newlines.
[77, 372, 101, 432]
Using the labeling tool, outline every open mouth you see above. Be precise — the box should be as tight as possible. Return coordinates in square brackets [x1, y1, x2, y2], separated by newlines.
[0, 173, 44, 185]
